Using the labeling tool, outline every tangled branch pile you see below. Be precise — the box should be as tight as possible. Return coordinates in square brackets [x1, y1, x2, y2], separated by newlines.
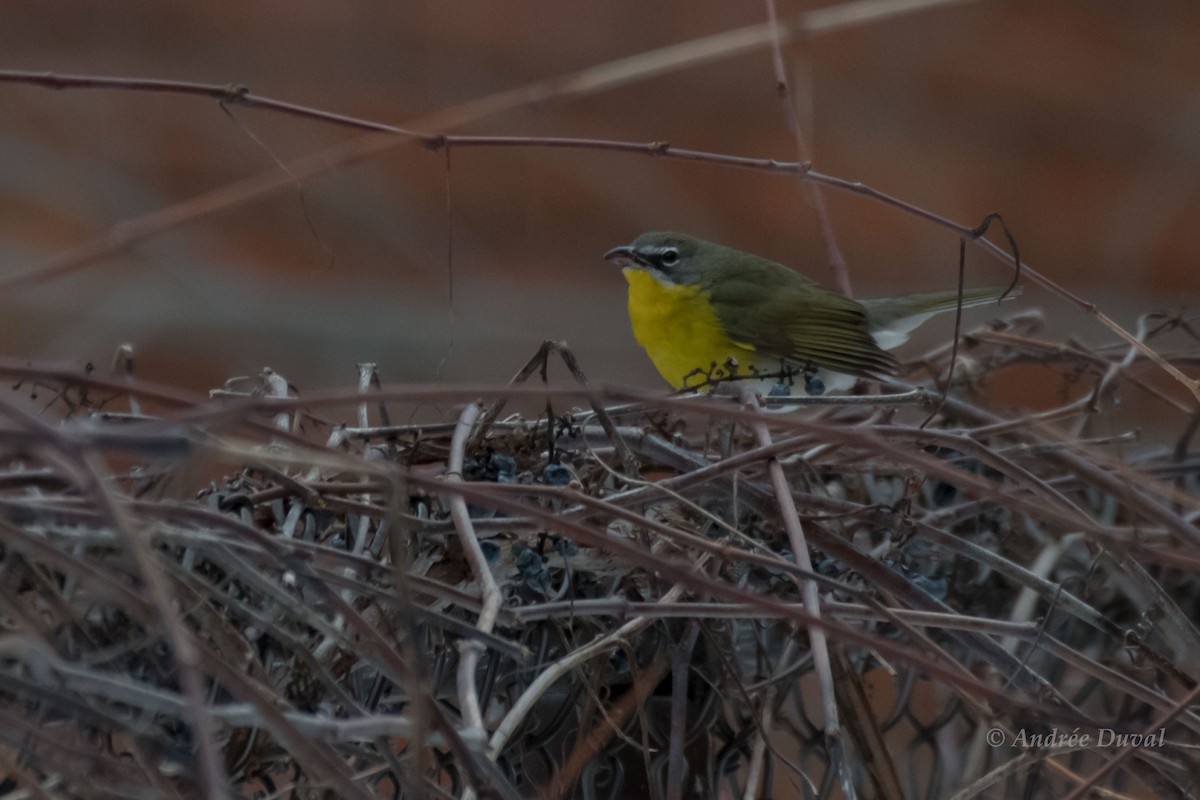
[0, 311, 1197, 799]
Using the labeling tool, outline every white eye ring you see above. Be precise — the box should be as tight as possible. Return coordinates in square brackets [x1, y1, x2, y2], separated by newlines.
[660, 248, 680, 266]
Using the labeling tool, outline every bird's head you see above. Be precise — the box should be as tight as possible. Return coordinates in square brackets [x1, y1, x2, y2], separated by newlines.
[603, 231, 711, 286]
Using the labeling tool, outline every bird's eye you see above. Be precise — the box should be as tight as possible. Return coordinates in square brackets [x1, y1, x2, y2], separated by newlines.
[659, 248, 680, 267]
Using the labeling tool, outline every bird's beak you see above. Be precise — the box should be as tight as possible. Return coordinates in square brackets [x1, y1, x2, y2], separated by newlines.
[603, 244, 637, 267]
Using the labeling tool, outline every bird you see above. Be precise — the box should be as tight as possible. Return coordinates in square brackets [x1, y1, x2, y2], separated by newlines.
[603, 231, 1015, 398]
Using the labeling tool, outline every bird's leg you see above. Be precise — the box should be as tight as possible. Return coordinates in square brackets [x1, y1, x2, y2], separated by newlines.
[779, 361, 800, 387]
[762, 360, 802, 398]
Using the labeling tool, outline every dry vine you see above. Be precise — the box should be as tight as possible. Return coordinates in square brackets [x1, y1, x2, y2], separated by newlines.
[0, 306, 1196, 798]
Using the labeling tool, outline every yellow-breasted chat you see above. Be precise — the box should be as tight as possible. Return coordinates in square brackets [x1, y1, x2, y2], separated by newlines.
[604, 231, 1014, 397]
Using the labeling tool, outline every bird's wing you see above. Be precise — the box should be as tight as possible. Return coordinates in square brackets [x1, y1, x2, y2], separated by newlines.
[705, 263, 897, 378]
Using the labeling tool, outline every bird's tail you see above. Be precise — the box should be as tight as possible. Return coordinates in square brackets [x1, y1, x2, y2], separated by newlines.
[861, 285, 1020, 350]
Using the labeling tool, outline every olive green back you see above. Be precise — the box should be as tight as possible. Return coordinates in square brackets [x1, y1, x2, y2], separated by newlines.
[700, 249, 897, 378]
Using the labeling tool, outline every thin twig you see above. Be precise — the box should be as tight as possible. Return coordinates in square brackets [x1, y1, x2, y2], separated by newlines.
[444, 403, 503, 740]
[764, 0, 852, 295]
[739, 388, 854, 799]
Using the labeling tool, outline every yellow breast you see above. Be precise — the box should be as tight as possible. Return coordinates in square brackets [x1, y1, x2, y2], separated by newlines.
[623, 268, 755, 389]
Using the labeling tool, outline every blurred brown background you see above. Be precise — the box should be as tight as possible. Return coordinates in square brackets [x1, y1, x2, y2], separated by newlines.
[1, 0, 1198, 398]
